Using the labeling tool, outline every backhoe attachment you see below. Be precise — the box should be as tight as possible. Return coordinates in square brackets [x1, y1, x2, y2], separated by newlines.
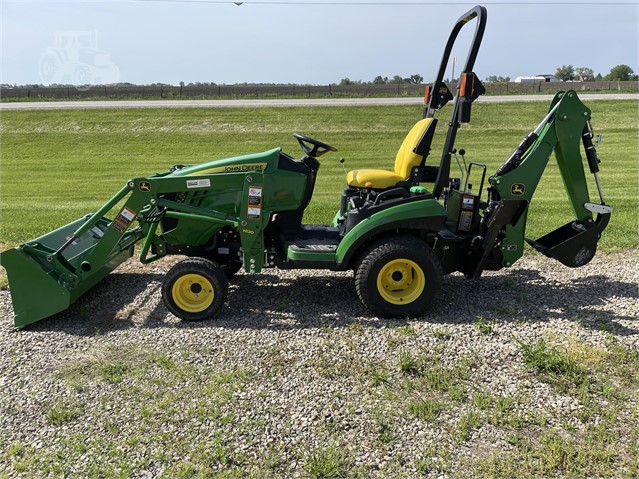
[478, 90, 611, 275]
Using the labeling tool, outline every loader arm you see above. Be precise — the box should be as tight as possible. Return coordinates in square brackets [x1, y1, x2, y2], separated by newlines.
[0, 171, 262, 329]
[472, 90, 612, 278]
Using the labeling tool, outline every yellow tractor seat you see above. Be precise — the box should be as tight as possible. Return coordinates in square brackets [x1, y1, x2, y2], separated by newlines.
[346, 169, 405, 189]
[346, 118, 435, 189]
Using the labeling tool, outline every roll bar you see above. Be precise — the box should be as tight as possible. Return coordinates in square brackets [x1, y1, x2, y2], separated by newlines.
[425, 5, 487, 198]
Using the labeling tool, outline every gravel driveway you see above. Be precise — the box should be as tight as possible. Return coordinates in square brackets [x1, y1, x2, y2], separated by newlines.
[1, 252, 637, 478]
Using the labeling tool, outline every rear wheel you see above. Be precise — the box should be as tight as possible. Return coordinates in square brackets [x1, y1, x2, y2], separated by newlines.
[355, 235, 442, 318]
[162, 258, 228, 321]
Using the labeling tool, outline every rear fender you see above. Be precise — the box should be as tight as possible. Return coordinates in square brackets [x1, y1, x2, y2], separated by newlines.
[335, 199, 446, 269]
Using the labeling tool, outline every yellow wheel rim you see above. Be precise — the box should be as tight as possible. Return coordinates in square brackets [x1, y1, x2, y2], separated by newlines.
[376, 258, 425, 305]
[171, 273, 214, 313]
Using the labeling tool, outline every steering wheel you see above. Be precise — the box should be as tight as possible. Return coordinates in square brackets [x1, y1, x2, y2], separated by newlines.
[293, 133, 337, 158]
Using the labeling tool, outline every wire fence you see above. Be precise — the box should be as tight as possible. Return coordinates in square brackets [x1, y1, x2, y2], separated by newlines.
[1, 81, 637, 100]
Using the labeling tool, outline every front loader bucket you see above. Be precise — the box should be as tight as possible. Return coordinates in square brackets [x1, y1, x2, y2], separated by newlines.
[526, 213, 611, 268]
[1, 215, 139, 329]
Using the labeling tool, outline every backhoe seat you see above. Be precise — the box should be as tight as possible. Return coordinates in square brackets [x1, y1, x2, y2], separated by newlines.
[346, 118, 436, 189]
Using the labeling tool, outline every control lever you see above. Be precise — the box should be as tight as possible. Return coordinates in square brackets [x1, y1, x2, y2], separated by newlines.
[459, 148, 470, 191]
[340, 158, 348, 186]
[452, 148, 466, 189]
[451, 148, 464, 188]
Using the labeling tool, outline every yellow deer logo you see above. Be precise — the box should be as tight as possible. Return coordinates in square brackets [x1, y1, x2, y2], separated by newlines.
[511, 183, 525, 196]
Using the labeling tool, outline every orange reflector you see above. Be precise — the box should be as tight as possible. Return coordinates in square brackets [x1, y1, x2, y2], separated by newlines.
[423, 84, 431, 104]
[365, 182, 374, 188]
[459, 73, 468, 96]
[459, 73, 474, 97]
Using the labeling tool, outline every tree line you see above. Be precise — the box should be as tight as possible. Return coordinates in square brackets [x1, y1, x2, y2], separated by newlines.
[553, 64, 637, 82]
[340, 64, 637, 85]
[2, 64, 635, 90]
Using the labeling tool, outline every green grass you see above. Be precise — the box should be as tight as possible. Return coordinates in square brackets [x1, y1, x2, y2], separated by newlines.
[407, 398, 443, 422]
[456, 411, 481, 442]
[398, 350, 419, 375]
[415, 444, 451, 475]
[519, 339, 587, 391]
[45, 400, 84, 426]
[0, 101, 637, 249]
[474, 315, 494, 335]
[466, 337, 639, 478]
[305, 444, 348, 479]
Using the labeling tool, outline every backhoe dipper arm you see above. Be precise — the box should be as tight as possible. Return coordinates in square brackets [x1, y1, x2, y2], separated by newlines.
[475, 90, 611, 275]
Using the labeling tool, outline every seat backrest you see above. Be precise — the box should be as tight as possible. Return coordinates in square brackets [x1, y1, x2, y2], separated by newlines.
[393, 118, 434, 179]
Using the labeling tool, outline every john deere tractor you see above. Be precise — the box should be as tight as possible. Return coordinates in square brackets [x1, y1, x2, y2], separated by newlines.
[1, 5, 611, 328]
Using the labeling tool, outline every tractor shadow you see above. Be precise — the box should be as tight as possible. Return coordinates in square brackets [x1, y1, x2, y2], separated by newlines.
[436, 269, 638, 336]
[15, 271, 167, 336]
[23, 265, 638, 337]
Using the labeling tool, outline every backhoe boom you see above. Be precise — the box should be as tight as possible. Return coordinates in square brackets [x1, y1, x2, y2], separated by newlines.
[478, 90, 611, 274]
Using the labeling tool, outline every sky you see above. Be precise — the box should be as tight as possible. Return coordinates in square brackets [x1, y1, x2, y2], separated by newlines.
[1, 0, 638, 86]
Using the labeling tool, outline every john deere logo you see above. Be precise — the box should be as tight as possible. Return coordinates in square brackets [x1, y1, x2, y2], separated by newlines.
[139, 181, 151, 192]
[511, 183, 525, 196]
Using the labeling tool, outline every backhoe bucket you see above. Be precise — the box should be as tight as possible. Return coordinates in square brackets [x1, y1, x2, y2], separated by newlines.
[1, 215, 139, 329]
[526, 213, 611, 268]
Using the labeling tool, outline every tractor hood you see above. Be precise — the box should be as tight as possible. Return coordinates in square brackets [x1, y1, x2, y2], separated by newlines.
[169, 148, 281, 177]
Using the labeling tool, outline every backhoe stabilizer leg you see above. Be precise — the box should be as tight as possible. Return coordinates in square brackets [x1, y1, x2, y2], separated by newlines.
[471, 199, 529, 279]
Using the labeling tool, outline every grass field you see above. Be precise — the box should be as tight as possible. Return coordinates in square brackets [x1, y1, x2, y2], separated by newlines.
[0, 100, 638, 478]
[0, 100, 637, 251]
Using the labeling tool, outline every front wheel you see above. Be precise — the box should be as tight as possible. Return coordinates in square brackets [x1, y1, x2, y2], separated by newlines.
[162, 258, 228, 321]
[355, 236, 442, 318]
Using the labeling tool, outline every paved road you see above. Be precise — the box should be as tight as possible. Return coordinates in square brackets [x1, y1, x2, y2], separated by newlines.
[1, 94, 637, 110]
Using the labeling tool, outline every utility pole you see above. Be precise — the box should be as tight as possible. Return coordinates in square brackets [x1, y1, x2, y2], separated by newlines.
[451, 56, 457, 92]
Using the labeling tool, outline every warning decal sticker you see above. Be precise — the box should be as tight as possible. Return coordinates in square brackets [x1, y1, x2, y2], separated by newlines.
[111, 207, 136, 233]
[247, 186, 262, 219]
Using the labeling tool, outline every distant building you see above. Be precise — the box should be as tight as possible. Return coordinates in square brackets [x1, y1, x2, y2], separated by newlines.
[514, 74, 558, 83]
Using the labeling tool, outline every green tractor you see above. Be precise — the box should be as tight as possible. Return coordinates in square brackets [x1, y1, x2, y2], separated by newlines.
[1, 5, 611, 329]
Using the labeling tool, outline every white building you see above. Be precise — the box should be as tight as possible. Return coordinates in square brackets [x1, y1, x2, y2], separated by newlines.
[514, 74, 558, 83]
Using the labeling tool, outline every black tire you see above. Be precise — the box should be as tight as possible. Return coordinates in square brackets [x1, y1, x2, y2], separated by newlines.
[162, 258, 228, 321]
[355, 235, 442, 318]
